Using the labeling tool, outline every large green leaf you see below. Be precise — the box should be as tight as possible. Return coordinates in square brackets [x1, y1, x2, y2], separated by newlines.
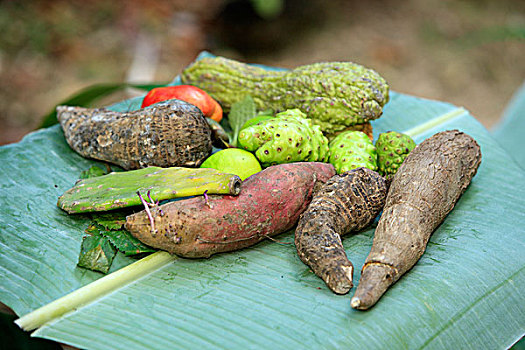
[38, 82, 168, 129]
[1, 54, 524, 349]
[491, 81, 525, 169]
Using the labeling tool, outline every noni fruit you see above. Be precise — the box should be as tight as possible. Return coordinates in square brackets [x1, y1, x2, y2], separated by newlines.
[238, 109, 329, 167]
[328, 131, 377, 174]
[375, 131, 416, 180]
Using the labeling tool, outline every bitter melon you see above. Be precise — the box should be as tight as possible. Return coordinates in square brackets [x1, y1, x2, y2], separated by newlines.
[181, 56, 389, 134]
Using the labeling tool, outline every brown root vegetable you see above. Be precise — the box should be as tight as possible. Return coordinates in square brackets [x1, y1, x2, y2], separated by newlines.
[351, 130, 482, 310]
[295, 167, 388, 294]
[57, 99, 212, 170]
[125, 162, 336, 258]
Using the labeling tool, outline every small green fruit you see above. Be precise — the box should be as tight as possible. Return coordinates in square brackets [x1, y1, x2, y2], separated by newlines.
[200, 148, 262, 180]
[375, 131, 416, 180]
[238, 109, 329, 167]
[329, 131, 377, 174]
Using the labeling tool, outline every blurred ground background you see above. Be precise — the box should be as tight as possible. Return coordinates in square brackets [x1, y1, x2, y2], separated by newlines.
[0, 0, 524, 145]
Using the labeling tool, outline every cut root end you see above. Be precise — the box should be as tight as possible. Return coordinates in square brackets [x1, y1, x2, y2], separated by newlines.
[350, 297, 361, 309]
[326, 264, 354, 295]
[351, 262, 397, 310]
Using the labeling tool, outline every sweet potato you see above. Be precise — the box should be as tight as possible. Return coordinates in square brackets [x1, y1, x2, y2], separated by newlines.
[295, 167, 388, 294]
[351, 130, 482, 310]
[125, 162, 336, 258]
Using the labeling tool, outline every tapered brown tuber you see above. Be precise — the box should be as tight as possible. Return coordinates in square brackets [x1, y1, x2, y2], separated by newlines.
[351, 130, 482, 310]
[295, 167, 388, 294]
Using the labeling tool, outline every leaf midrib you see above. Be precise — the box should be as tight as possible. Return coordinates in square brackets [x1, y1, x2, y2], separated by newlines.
[420, 265, 525, 349]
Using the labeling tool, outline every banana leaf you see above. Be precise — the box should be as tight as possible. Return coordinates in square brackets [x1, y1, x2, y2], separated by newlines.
[1, 53, 524, 349]
[491, 81, 525, 169]
[38, 82, 168, 129]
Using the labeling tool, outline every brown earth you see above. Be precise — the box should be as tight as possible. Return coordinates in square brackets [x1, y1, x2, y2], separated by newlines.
[0, 0, 523, 145]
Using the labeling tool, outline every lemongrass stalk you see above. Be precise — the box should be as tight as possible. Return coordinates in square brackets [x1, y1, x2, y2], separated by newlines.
[15, 251, 175, 331]
[403, 107, 467, 138]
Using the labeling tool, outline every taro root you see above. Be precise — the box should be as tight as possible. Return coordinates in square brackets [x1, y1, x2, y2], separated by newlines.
[57, 99, 212, 170]
[351, 130, 482, 310]
[295, 167, 388, 294]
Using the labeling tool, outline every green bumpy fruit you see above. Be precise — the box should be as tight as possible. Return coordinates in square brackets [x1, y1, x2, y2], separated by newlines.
[181, 56, 389, 134]
[376, 131, 416, 180]
[329, 131, 377, 174]
[238, 109, 329, 167]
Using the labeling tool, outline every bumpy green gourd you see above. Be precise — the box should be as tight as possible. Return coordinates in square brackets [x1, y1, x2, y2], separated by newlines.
[329, 131, 377, 174]
[181, 56, 389, 134]
[376, 131, 416, 180]
[238, 109, 329, 167]
[58, 167, 242, 213]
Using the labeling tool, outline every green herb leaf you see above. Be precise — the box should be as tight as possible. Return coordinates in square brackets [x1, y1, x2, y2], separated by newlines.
[103, 229, 156, 257]
[92, 213, 157, 256]
[228, 95, 257, 147]
[77, 226, 117, 274]
[80, 221, 156, 271]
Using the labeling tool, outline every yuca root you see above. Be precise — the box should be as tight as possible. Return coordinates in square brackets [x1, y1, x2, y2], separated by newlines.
[295, 167, 387, 294]
[351, 130, 482, 310]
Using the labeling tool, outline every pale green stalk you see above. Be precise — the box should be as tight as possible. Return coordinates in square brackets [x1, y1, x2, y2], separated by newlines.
[15, 251, 175, 331]
[403, 107, 467, 138]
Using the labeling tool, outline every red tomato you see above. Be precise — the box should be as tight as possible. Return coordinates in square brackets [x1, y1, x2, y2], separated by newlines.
[141, 85, 223, 122]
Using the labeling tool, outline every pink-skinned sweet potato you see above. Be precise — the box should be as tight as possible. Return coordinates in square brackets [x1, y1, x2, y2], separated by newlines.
[125, 162, 336, 258]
